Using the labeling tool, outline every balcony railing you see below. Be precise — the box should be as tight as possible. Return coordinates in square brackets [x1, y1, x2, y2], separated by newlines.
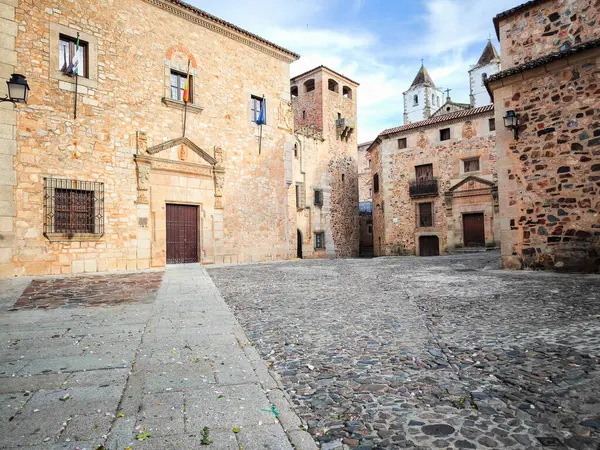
[409, 178, 438, 198]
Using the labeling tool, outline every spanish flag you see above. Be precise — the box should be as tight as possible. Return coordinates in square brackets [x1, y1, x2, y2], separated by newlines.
[183, 59, 191, 103]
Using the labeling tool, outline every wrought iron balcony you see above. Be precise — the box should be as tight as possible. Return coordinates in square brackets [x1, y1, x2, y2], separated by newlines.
[409, 178, 438, 198]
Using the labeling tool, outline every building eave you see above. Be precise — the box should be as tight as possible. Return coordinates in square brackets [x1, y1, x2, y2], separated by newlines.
[291, 65, 360, 86]
[143, 0, 300, 62]
[376, 104, 494, 140]
[492, 0, 552, 39]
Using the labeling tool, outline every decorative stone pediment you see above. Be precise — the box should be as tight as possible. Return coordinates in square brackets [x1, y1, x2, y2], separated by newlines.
[146, 136, 217, 166]
[449, 175, 495, 194]
[445, 175, 499, 215]
[134, 133, 224, 209]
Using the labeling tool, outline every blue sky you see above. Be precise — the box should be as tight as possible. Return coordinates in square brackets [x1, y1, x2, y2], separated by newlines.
[191, 0, 524, 142]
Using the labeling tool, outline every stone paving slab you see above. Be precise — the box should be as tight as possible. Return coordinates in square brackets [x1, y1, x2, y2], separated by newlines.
[208, 253, 600, 449]
[0, 266, 312, 449]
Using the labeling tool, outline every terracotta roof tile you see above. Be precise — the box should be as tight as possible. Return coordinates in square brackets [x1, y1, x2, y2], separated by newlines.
[379, 104, 494, 138]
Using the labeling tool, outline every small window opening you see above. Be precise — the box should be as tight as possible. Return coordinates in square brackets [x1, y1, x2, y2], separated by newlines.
[343, 86, 352, 99]
[398, 138, 407, 149]
[59, 34, 89, 78]
[373, 173, 379, 193]
[440, 128, 450, 141]
[170, 70, 193, 103]
[342, 173, 345, 183]
[251, 95, 264, 123]
[463, 158, 480, 173]
[315, 232, 325, 249]
[413, 94, 419, 106]
[294, 143, 298, 158]
[314, 189, 323, 207]
[290, 86, 298, 99]
[302, 110, 307, 120]
[328, 79, 339, 93]
[304, 79, 315, 93]
[418, 202, 433, 228]
[489, 118, 496, 131]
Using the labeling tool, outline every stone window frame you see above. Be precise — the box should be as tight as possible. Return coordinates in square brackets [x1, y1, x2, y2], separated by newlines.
[291, 85, 298, 99]
[328, 78, 339, 93]
[416, 201, 434, 228]
[439, 128, 451, 141]
[462, 157, 481, 174]
[313, 188, 323, 207]
[43, 177, 105, 242]
[304, 79, 315, 93]
[314, 231, 325, 250]
[459, 153, 483, 176]
[50, 24, 98, 90]
[398, 137, 407, 149]
[295, 182, 306, 209]
[162, 59, 203, 114]
[245, 89, 270, 126]
[488, 118, 496, 132]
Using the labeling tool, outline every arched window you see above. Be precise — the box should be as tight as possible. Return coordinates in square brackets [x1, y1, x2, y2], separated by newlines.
[413, 94, 419, 106]
[294, 143, 298, 158]
[343, 86, 352, 99]
[328, 79, 339, 93]
[304, 79, 315, 93]
[290, 86, 298, 99]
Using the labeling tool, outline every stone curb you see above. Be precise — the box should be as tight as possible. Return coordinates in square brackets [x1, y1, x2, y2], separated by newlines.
[202, 274, 319, 450]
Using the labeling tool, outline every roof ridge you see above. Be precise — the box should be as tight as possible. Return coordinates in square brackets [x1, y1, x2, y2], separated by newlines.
[409, 64, 436, 89]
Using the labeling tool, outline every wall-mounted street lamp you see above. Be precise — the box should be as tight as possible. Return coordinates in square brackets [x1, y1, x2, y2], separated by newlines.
[0, 74, 30, 104]
[503, 110, 519, 140]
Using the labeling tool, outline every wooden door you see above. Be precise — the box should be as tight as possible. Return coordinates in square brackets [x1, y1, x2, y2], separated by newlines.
[419, 236, 439, 256]
[166, 204, 199, 264]
[463, 213, 485, 247]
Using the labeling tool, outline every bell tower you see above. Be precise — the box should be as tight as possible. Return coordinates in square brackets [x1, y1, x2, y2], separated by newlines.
[403, 64, 444, 124]
[469, 41, 501, 107]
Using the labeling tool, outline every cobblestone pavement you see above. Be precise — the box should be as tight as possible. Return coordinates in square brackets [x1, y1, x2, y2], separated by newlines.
[11, 271, 164, 310]
[208, 253, 600, 449]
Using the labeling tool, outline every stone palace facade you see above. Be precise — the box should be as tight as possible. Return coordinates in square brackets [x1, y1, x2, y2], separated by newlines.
[0, 0, 359, 277]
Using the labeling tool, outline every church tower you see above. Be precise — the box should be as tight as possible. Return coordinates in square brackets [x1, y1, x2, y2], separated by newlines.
[403, 64, 444, 124]
[469, 41, 501, 107]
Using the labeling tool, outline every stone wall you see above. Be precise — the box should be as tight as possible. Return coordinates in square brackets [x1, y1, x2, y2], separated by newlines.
[371, 111, 499, 256]
[490, 48, 600, 271]
[7, 0, 297, 276]
[358, 142, 372, 202]
[497, 0, 600, 69]
[0, 0, 17, 278]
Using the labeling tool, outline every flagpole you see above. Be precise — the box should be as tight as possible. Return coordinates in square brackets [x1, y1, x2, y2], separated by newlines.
[183, 59, 190, 137]
[74, 72, 78, 120]
[258, 95, 265, 155]
[73, 33, 80, 120]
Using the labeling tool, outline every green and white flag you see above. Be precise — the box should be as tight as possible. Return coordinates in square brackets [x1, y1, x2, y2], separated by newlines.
[66, 34, 80, 76]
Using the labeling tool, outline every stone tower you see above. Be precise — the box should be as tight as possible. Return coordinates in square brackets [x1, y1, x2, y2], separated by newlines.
[403, 64, 444, 124]
[290, 66, 360, 258]
[469, 41, 501, 107]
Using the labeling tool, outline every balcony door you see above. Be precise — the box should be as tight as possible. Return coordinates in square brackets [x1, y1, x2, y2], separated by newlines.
[415, 164, 433, 182]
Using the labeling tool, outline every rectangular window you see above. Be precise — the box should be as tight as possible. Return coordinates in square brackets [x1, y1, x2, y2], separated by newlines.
[489, 118, 496, 131]
[440, 128, 451, 141]
[314, 189, 323, 207]
[369, 187, 372, 198]
[302, 110, 306, 120]
[415, 164, 433, 181]
[373, 173, 379, 193]
[418, 202, 433, 228]
[463, 158, 480, 173]
[315, 232, 325, 249]
[398, 138, 407, 149]
[170, 70, 192, 103]
[251, 95, 265, 123]
[59, 34, 88, 78]
[44, 178, 104, 235]
[368, 160, 372, 168]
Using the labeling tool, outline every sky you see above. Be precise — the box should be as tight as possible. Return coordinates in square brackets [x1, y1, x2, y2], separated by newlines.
[191, 0, 524, 143]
